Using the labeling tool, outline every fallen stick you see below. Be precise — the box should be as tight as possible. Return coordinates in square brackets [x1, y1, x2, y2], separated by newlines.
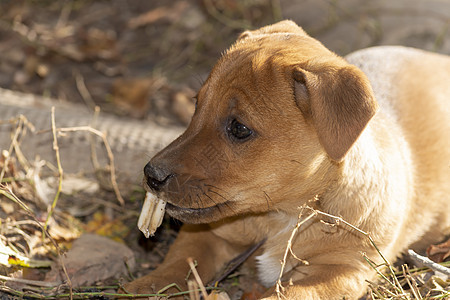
[407, 249, 450, 276]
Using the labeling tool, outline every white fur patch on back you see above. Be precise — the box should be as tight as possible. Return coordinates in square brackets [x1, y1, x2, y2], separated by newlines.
[345, 46, 419, 120]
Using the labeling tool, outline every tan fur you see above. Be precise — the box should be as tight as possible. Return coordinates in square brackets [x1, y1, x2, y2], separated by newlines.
[123, 21, 450, 299]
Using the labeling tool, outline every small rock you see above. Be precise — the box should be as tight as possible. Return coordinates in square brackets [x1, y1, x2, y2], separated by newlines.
[45, 233, 135, 286]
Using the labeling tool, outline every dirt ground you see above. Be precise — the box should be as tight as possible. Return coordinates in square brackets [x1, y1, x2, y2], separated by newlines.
[0, 0, 449, 299]
[1, 0, 449, 121]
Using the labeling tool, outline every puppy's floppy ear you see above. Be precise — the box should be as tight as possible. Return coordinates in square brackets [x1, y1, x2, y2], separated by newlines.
[238, 20, 307, 41]
[293, 65, 379, 161]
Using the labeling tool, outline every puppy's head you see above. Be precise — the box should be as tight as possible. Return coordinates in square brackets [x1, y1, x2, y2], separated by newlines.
[144, 21, 378, 223]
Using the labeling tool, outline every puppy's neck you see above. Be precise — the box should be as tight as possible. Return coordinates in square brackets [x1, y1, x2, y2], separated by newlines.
[320, 124, 409, 229]
[310, 120, 414, 263]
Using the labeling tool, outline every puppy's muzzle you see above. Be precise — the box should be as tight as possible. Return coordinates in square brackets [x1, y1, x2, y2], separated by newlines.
[144, 162, 174, 192]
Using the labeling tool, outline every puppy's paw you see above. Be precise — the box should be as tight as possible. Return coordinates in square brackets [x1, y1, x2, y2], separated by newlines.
[119, 274, 185, 299]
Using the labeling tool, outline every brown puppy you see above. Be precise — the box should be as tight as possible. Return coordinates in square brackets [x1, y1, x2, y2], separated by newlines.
[124, 21, 450, 299]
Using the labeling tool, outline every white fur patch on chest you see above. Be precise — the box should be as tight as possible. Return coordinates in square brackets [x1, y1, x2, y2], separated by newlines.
[255, 249, 282, 287]
[255, 212, 300, 287]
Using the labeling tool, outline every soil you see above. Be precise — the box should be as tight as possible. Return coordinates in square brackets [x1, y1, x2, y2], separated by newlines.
[1, 0, 449, 124]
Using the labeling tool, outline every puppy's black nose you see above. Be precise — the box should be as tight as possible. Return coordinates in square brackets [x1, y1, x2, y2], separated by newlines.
[143, 162, 173, 192]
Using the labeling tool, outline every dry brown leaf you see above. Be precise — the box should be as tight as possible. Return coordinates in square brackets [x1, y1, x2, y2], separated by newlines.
[111, 78, 153, 118]
[427, 238, 450, 263]
[78, 27, 118, 60]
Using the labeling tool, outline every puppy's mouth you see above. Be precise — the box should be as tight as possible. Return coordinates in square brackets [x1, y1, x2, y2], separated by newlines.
[137, 191, 230, 238]
[165, 201, 232, 224]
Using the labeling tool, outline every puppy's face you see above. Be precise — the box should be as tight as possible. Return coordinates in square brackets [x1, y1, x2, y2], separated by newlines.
[145, 21, 378, 224]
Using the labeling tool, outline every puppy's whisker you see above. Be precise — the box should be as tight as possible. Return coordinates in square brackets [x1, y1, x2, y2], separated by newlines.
[187, 194, 193, 207]
[208, 189, 230, 203]
[263, 191, 273, 210]
[204, 192, 223, 214]
[202, 190, 218, 204]
[290, 159, 306, 167]
[204, 184, 228, 193]
[196, 193, 209, 210]
[205, 184, 232, 199]
[223, 201, 237, 215]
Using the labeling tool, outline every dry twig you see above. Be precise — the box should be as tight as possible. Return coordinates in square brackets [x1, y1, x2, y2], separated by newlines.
[188, 257, 209, 299]
[52, 125, 124, 205]
[89, 106, 101, 171]
[275, 206, 314, 299]
[0, 184, 73, 299]
[0, 115, 34, 182]
[402, 264, 422, 299]
[44, 107, 64, 235]
[408, 249, 450, 277]
[275, 198, 407, 299]
[74, 69, 96, 109]
[0, 274, 59, 287]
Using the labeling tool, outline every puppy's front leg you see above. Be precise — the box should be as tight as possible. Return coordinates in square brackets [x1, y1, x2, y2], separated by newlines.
[122, 224, 241, 296]
[262, 263, 373, 300]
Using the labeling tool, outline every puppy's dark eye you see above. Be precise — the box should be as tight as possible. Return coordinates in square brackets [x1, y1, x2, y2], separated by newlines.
[227, 119, 253, 140]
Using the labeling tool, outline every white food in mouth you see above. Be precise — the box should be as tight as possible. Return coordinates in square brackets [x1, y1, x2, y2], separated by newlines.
[137, 192, 166, 238]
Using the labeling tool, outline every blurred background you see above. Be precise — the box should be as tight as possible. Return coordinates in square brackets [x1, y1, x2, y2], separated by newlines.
[1, 0, 450, 126]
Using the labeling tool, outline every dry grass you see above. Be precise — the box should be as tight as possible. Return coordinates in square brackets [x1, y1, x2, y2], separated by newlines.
[0, 109, 126, 299]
